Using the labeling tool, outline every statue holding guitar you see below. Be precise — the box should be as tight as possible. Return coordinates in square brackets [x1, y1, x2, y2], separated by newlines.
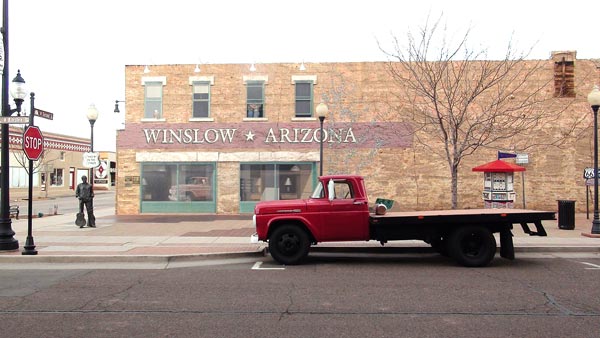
[75, 175, 96, 228]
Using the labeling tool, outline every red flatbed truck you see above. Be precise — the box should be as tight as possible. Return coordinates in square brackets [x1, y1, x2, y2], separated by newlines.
[252, 175, 555, 267]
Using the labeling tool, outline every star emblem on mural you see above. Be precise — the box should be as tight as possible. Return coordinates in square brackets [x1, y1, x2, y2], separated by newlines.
[244, 130, 256, 141]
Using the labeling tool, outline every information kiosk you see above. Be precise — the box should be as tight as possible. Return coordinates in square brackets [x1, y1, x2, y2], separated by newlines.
[472, 160, 525, 208]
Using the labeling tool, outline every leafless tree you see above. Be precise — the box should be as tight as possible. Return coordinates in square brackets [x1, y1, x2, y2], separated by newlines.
[379, 15, 582, 209]
[12, 149, 51, 175]
[12, 148, 60, 197]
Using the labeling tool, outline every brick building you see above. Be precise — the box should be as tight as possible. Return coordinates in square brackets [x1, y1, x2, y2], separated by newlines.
[116, 51, 598, 215]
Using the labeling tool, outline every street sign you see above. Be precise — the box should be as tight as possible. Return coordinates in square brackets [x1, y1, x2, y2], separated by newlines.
[95, 161, 108, 178]
[583, 167, 600, 179]
[516, 153, 529, 164]
[0, 116, 29, 124]
[34, 108, 53, 120]
[83, 152, 100, 168]
[22, 126, 44, 160]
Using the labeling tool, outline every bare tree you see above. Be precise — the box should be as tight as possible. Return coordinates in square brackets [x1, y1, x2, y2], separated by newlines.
[379, 15, 582, 209]
[12, 149, 51, 175]
[12, 149, 60, 197]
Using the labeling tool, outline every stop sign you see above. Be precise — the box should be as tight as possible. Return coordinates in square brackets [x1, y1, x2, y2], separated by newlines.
[23, 126, 44, 160]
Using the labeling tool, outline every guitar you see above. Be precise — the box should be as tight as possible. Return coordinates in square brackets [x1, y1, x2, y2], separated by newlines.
[75, 212, 86, 227]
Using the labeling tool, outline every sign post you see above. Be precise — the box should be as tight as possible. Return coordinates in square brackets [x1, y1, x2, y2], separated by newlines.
[23, 94, 42, 255]
[516, 153, 529, 208]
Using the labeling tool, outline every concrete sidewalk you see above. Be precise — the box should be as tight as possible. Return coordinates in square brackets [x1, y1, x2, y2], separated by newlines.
[0, 207, 598, 265]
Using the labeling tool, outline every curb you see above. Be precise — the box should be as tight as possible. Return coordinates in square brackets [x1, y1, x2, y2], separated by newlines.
[0, 246, 598, 265]
[0, 249, 268, 265]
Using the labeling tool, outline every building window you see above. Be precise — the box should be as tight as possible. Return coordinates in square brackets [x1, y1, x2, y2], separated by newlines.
[246, 81, 264, 118]
[192, 82, 210, 118]
[240, 163, 313, 201]
[142, 76, 166, 120]
[295, 81, 313, 117]
[60, 152, 65, 161]
[552, 51, 576, 98]
[50, 168, 64, 186]
[141, 163, 214, 202]
[9, 167, 29, 188]
[145, 82, 163, 118]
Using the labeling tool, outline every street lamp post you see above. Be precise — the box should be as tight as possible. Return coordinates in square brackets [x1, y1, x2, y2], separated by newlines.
[86, 104, 99, 184]
[0, 69, 27, 251]
[587, 85, 600, 235]
[316, 102, 328, 177]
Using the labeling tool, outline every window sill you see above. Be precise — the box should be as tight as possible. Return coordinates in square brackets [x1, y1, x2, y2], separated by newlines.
[141, 118, 166, 122]
[189, 117, 215, 122]
[243, 117, 268, 122]
[291, 117, 316, 122]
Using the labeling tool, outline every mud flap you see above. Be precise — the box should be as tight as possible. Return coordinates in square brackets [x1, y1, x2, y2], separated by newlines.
[499, 229, 515, 260]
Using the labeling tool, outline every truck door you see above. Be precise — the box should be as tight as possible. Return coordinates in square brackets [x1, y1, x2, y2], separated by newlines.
[320, 179, 369, 241]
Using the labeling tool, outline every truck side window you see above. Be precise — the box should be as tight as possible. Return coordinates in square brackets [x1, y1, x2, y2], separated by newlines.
[334, 181, 353, 199]
[311, 182, 326, 199]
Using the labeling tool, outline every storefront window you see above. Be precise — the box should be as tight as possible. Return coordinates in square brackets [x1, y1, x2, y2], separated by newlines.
[141, 163, 214, 202]
[50, 168, 63, 186]
[240, 163, 313, 201]
[174, 165, 214, 201]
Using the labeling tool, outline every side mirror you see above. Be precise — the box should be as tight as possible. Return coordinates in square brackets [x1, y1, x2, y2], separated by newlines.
[327, 179, 335, 201]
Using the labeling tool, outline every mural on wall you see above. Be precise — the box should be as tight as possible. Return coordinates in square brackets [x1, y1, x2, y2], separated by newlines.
[118, 121, 412, 150]
[319, 72, 411, 175]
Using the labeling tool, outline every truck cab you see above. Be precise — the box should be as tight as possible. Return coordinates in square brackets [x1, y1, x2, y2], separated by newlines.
[254, 175, 370, 243]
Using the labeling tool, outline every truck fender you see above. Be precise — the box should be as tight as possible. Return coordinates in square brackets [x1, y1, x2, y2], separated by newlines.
[266, 216, 318, 243]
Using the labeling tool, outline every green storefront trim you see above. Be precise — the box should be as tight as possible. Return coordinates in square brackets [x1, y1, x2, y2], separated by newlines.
[239, 201, 258, 214]
[141, 201, 217, 213]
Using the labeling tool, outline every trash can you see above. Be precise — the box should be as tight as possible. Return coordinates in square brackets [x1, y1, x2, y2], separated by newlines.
[557, 200, 575, 230]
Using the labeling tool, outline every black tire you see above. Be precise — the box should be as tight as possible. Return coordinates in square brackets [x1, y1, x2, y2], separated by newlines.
[447, 226, 496, 267]
[268, 225, 310, 265]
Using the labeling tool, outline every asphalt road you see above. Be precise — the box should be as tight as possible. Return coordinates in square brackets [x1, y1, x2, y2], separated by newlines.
[1, 254, 599, 337]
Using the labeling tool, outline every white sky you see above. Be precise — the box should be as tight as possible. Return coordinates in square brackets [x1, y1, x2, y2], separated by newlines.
[3, 0, 599, 152]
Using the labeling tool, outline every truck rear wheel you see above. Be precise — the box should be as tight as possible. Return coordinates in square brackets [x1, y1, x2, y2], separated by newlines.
[268, 225, 310, 265]
[448, 226, 496, 267]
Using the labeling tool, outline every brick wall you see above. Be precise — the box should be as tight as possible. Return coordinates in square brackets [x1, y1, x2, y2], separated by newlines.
[116, 57, 599, 214]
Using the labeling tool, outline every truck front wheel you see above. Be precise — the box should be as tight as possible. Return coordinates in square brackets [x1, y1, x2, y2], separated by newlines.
[448, 226, 496, 267]
[268, 225, 310, 265]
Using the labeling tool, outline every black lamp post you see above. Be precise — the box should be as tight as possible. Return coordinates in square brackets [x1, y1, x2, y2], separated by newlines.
[86, 104, 99, 183]
[0, 68, 26, 251]
[316, 102, 328, 177]
[587, 85, 600, 235]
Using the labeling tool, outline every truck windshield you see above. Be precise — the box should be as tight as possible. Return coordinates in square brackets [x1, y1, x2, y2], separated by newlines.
[310, 181, 325, 198]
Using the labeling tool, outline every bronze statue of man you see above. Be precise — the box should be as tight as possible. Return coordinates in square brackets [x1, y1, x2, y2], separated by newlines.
[75, 175, 95, 228]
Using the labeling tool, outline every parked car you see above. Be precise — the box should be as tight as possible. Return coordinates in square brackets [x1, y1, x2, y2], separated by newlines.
[169, 177, 211, 201]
